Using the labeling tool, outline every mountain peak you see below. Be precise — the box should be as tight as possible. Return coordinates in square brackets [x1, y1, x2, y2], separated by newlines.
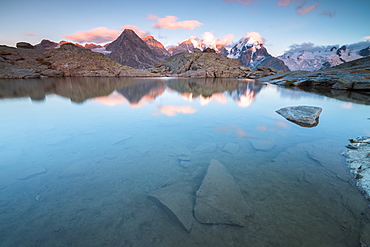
[105, 29, 167, 69]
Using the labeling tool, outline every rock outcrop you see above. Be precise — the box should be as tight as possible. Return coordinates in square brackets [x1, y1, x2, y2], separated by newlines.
[16, 42, 34, 49]
[34, 39, 59, 50]
[44, 43, 132, 77]
[150, 52, 280, 78]
[258, 56, 370, 91]
[276, 106, 322, 127]
[106, 29, 164, 69]
[194, 159, 251, 226]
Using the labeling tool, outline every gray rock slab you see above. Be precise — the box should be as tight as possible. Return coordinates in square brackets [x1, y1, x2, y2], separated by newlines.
[148, 182, 195, 232]
[276, 105, 322, 127]
[194, 159, 251, 226]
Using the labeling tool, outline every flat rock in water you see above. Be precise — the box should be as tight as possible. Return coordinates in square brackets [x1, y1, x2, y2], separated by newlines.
[222, 143, 240, 154]
[17, 167, 47, 180]
[148, 182, 195, 232]
[194, 159, 251, 226]
[276, 106, 322, 127]
[195, 142, 217, 153]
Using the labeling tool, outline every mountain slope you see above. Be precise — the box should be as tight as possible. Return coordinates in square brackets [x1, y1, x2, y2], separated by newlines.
[142, 35, 170, 61]
[106, 29, 164, 69]
[228, 36, 289, 72]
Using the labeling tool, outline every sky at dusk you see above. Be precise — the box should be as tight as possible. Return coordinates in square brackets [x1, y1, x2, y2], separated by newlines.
[1, 0, 369, 56]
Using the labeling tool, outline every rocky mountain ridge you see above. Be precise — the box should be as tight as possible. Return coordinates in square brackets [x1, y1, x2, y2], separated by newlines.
[278, 43, 370, 71]
[0, 43, 279, 79]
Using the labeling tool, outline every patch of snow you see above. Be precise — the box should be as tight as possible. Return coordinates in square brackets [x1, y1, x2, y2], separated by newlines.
[92, 47, 111, 55]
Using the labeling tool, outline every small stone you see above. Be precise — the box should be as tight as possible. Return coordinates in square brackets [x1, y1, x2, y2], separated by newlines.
[35, 195, 41, 201]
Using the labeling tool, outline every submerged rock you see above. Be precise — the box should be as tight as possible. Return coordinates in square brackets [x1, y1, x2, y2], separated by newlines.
[276, 105, 322, 127]
[222, 143, 240, 154]
[194, 159, 251, 226]
[343, 136, 370, 200]
[148, 182, 196, 232]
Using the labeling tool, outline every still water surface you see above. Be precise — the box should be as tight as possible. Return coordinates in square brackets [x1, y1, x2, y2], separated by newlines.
[0, 77, 369, 247]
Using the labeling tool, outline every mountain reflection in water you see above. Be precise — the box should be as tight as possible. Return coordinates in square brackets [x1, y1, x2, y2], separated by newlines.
[0, 77, 263, 108]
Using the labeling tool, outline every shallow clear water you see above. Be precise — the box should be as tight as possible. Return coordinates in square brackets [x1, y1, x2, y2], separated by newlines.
[0, 77, 369, 247]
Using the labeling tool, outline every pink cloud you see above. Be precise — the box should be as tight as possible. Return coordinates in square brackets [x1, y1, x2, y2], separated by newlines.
[277, 0, 290, 6]
[298, 4, 319, 15]
[224, 0, 259, 5]
[64, 27, 120, 43]
[362, 36, 370, 41]
[121, 25, 148, 37]
[24, 33, 37, 36]
[147, 15, 203, 30]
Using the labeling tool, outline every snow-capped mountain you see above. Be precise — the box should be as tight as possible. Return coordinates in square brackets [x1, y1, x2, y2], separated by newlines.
[278, 42, 370, 71]
[228, 35, 290, 72]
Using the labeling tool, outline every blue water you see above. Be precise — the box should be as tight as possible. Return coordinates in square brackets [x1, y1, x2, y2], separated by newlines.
[0, 77, 369, 247]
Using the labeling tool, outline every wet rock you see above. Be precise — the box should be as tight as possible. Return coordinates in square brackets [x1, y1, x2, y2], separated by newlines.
[194, 159, 251, 226]
[276, 105, 322, 127]
[343, 136, 370, 200]
[149, 182, 196, 232]
[250, 139, 276, 151]
[195, 142, 217, 153]
[17, 167, 47, 180]
[222, 143, 240, 154]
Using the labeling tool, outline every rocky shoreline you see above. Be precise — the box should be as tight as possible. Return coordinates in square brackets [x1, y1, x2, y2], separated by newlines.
[257, 56, 370, 91]
[0, 43, 280, 80]
[343, 137, 370, 201]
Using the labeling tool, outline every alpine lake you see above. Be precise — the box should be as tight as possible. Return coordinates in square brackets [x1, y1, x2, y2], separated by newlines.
[0, 77, 369, 247]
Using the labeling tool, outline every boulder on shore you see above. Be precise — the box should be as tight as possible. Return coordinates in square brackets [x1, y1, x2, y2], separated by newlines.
[194, 159, 251, 226]
[276, 105, 322, 127]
